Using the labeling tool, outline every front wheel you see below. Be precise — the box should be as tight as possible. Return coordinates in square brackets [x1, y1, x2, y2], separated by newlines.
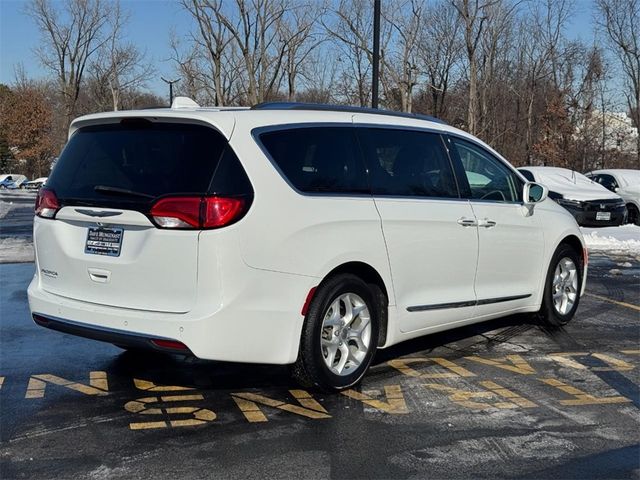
[538, 244, 583, 327]
[292, 274, 381, 391]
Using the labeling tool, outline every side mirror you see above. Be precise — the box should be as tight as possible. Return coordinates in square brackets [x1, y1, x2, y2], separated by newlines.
[523, 181, 548, 206]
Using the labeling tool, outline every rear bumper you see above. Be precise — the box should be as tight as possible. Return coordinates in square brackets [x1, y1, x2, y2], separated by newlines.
[28, 265, 315, 365]
[32, 313, 192, 354]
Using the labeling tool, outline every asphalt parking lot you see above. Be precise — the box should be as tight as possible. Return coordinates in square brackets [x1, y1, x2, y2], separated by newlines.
[1, 198, 639, 479]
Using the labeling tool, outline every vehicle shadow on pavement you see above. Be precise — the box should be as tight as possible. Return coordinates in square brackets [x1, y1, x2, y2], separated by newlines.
[103, 314, 548, 393]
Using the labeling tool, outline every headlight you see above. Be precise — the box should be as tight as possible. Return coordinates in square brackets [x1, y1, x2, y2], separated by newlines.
[556, 198, 584, 208]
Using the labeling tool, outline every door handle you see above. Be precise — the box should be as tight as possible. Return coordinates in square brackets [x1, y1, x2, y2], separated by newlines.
[478, 218, 497, 228]
[457, 217, 478, 227]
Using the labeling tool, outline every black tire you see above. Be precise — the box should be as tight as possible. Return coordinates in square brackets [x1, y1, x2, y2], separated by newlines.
[537, 243, 583, 327]
[627, 204, 639, 226]
[292, 274, 382, 391]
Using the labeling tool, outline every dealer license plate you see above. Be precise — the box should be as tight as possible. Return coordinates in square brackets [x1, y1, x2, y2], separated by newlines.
[85, 227, 123, 257]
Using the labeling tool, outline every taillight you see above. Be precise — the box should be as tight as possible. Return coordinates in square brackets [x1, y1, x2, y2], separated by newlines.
[150, 196, 247, 229]
[35, 188, 60, 219]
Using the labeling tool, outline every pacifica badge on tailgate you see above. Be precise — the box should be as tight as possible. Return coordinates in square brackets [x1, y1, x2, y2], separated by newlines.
[41, 269, 58, 279]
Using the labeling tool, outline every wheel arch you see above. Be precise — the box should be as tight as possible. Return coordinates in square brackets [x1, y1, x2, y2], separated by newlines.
[321, 261, 390, 348]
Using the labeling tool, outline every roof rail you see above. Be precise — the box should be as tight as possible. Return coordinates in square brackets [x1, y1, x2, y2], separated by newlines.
[251, 102, 448, 125]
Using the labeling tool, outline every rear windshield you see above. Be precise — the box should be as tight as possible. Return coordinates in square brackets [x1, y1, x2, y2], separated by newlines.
[47, 121, 230, 208]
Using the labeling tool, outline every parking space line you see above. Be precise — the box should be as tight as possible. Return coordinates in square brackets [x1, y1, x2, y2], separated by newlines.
[584, 293, 640, 311]
[0, 377, 4, 390]
[341, 385, 409, 414]
[539, 378, 632, 406]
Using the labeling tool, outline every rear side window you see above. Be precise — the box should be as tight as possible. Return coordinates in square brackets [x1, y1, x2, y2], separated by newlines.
[47, 121, 235, 208]
[357, 128, 459, 198]
[257, 127, 368, 194]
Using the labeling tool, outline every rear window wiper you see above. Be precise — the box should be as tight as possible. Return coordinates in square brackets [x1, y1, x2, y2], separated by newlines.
[94, 185, 155, 199]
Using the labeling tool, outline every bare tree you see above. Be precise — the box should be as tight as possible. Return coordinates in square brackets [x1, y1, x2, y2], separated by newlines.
[417, 1, 462, 118]
[326, 0, 391, 107]
[452, 0, 499, 134]
[383, 0, 424, 112]
[89, 4, 153, 111]
[26, 0, 115, 127]
[279, 4, 324, 101]
[596, 0, 640, 164]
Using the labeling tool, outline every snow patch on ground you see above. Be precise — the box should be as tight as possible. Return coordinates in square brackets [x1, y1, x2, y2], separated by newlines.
[0, 201, 10, 219]
[0, 237, 34, 263]
[581, 225, 640, 255]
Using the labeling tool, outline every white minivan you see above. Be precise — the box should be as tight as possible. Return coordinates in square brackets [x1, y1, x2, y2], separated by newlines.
[28, 101, 587, 390]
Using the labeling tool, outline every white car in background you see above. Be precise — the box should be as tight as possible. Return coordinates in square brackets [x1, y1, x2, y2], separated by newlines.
[23, 177, 48, 190]
[0, 174, 28, 189]
[518, 167, 626, 227]
[586, 169, 640, 225]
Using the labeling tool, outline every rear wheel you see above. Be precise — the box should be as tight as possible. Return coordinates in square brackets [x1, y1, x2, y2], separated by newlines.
[537, 244, 583, 327]
[292, 274, 381, 391]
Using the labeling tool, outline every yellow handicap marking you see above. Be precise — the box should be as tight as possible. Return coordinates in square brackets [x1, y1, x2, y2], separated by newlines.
[424, 380, 537, 410]
[464, 354, 536, 375]
[133, 378, 194, 391]
[584, 293, 640, 312]
[539, 378, 632, 406]
[548, 353, 635, 372]
[388, 357, 476, 378]
[341, 385, 409, 414]
[231, 390, 330, 422]
[25, 372, 108, 398]
[125, 394, 216, 430]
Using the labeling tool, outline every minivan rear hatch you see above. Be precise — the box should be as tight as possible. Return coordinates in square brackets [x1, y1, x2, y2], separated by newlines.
[36, 119, 250, 313]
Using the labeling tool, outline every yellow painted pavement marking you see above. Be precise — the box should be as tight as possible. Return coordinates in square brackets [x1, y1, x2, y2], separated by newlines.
[591, 353, 635, 371]
[548, 352, 591, 370]
[465, 354, 536, 375]
[620, 350, 640, 355]
[133, 379, 193, 392]
[124, 393, 216, 430]
[539, 378, 631, 406]
[25, 372, 109, 398]
[341, 385, 409, 414]
[388, 357, 476, 378]
[231, 390, 331, 422]
[548, 352, 635, 372]
[584, 293, 640, 312]
[0, 377, 4, 390]
[424, 381, 537, 410]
